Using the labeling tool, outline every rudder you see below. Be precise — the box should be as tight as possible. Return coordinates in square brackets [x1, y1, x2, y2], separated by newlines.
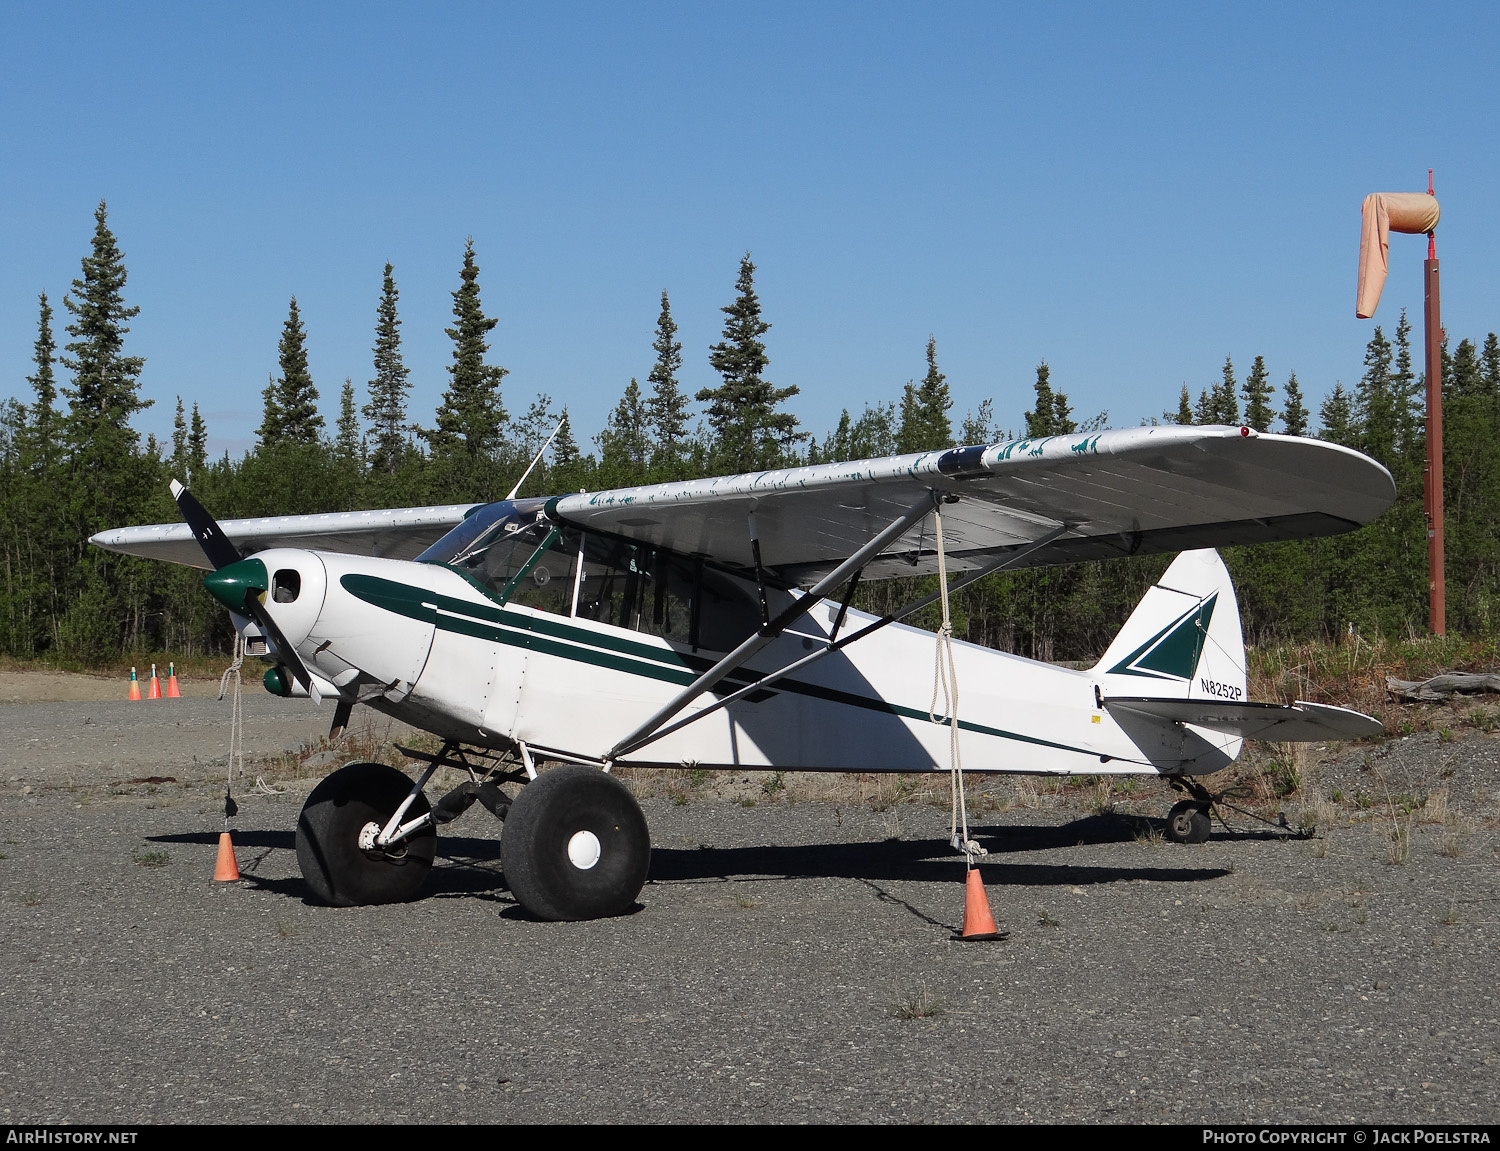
[1093, 550, 1246, 704]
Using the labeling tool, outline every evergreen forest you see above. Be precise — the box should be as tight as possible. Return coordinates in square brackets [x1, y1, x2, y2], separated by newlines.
[5, 204, 1499, 667]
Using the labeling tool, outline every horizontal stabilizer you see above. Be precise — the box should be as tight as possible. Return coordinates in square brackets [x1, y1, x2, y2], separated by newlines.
[1103, 697, 1382, 742]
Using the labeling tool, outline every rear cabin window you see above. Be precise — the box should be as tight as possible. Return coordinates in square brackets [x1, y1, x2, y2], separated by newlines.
[446, 516, 760, 652]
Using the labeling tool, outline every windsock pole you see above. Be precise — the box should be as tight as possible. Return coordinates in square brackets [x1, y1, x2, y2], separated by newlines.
[1424, 171, 1445, 636]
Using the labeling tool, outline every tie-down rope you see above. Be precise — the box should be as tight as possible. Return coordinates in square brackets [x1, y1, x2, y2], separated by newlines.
[928, 505, 987, 865]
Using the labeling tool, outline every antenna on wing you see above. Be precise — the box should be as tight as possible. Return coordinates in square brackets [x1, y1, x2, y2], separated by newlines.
[505, 418, 566, 501]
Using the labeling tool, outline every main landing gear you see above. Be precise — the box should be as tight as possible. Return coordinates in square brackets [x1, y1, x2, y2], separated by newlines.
[293, 744, 650, 921]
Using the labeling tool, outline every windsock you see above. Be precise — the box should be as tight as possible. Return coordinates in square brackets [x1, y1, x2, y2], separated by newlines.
[1357, 192, 1440, 319]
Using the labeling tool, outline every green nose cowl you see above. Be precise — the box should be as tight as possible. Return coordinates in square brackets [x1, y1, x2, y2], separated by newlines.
[203, 557, 269, 613]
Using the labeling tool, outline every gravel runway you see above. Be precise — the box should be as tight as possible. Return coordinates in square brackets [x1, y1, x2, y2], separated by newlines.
[1, 692, 1497, 1125]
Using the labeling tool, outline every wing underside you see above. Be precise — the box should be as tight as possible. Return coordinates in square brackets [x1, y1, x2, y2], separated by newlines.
[551, 426, 1396, 585]
[90, 503, 479, 568]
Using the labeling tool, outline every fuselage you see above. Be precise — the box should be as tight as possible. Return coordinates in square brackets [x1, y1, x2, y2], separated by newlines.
[219, 500, 1238, 778]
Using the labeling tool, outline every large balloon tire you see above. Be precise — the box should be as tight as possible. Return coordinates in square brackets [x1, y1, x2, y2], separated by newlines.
[296, 762, 437, 906]
[501, 766, 650, 921]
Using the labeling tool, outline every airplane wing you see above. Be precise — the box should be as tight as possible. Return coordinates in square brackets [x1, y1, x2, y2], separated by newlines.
[90, 502, 481, 568]
[550, 426, 1395, 585]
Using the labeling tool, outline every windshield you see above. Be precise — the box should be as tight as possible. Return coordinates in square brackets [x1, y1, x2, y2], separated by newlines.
[416, 498, 550, 566]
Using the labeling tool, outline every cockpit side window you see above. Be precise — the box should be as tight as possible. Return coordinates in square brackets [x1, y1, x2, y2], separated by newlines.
[439, 514, 761, 653]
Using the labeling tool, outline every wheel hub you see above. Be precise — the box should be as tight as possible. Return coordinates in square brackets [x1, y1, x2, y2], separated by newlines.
[567, 830, 602, 870]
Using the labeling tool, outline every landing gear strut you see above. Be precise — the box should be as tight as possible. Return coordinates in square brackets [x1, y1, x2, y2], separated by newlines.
[1163, 776, 1216, 845]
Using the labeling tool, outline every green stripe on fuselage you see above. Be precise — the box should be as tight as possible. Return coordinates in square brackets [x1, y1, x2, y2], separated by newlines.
[340, 574, 1098, 760]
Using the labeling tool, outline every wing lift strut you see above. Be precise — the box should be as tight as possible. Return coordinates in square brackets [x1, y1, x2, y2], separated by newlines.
[607, 493, 1071, 761]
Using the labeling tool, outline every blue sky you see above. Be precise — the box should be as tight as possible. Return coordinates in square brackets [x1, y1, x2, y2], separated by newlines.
[4, 2, 1498, 460]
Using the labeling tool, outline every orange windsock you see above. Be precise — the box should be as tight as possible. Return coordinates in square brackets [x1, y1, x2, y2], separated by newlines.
[1357, 192, 1441, 319]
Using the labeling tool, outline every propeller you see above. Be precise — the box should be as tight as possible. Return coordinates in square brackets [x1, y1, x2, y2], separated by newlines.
[171, 479, 315, 696]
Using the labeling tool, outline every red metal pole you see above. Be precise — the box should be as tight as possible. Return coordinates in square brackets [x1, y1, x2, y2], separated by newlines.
[1424, 232, 1445, 636]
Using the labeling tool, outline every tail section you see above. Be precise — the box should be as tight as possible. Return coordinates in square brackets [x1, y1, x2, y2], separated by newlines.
[1093, 549, 1246, 704]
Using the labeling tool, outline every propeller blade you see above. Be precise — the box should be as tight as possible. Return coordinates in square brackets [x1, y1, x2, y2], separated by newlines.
[171, 479, 243, 571]
[201, 556, 314, 695]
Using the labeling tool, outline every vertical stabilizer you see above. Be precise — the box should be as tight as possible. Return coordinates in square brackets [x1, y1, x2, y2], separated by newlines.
[1093, 550, 1246, 704]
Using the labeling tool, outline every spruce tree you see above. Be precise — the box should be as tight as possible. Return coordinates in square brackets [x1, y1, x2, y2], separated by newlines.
[1194, 387, 1214, 425]
[1024, 362, 1075, 436]
[1282, 372, 1309, 436]
[171, 396, 189, 475]
[1357, 325, 1399, 465]
[1318, 382, 1357, 446]
[1392, 310, 1421, 453]
[59, 202, 152, 658]
[1170, 385, 1193, 425]
[644, 291, 688, 458]
[1449, 338, 1483, 396]
[364, 263, 411, 475]
[698, 254, 801, 471]
[62, 203, 149, 477]
[259, 297, 323, 445]
[1215, 356, 1241, 424]
[336, 378, 363, 465]
[26, 293, 60, 462]
[187, 403, 208, 480]
[1241, 355, 1275, 432]
[897, 336, 954, 452]
[1482, 333, 1500, 395]
[598, 377, 650, 481]
[426, 239, 508, 477]
[1024, 362, 1057, 437]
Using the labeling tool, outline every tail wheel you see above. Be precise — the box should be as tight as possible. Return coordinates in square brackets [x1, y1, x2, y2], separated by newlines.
[501, 765, 650, 921]
[296, 762, 436, 906]
[1165, 800, 1211, 844]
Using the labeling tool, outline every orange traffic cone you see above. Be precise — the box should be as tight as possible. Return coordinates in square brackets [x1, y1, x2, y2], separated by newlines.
[128, 666, 142, 701]
[959, 866, 1001, 940]
[213, 832, 240, 881]
[166, 662, 181, 698]
[147, 663, 162, 699]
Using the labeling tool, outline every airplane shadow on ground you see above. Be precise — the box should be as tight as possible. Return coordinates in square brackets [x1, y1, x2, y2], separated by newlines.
[149, 811, 1239, 910]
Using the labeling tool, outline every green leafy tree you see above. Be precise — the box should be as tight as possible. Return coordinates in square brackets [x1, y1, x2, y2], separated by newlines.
[699, 254, 801, 471]
[259, 297, 323, 445]
[961, 398, 997, 445]
[364, 263, 412, 475]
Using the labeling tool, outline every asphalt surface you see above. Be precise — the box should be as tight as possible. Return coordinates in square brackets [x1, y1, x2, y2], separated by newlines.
[1, 695, 1498, 1124]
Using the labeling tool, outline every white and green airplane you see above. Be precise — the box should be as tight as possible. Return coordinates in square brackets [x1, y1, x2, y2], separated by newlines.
[93, 424, 1394, 921]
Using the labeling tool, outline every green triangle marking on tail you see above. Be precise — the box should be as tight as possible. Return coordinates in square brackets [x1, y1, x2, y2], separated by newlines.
[1107, 592, 1217, 680]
